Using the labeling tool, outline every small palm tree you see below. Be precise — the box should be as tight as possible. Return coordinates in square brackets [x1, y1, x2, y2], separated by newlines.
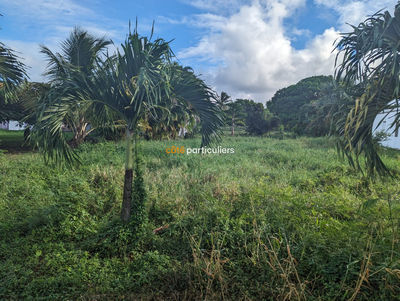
[37, 27, 112, 146]
[335, 2, 400, 175]
[34, 26, 223, 222]
[216, 91, 231, 111]
[227, 101, 246, 136]
[84, 29, 223, 221]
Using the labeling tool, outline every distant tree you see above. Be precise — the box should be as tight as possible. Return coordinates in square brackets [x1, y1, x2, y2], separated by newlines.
[226, 99, 279, 136]
[226, 99, 246, 135]
[216, 91, 231, 111]
[246, 106, 268, 135]
[244, 101, 280, 136]
[267, 75, 334, 135]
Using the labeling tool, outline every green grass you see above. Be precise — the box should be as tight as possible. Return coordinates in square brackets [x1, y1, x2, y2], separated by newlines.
[0, 129, 29, 152]
[0, 136, 399, 300]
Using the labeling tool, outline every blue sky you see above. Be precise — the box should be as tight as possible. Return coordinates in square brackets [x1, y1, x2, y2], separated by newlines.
[0, 0, 396, 102]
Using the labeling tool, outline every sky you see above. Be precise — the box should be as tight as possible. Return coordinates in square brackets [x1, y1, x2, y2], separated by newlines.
[0, 0, 397, 103]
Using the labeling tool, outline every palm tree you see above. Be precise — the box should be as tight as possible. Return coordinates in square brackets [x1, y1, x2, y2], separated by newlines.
[227, 100, 246, 136]
[37, 27, 112, 146]
[83, 30, 222, 221]
[216, 91, 231, 110]
[334, 2, 400, 175]
[34, 26, 223, 222]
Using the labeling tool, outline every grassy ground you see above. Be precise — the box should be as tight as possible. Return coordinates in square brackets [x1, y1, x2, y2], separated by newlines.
[0, 129, 31, 152]
[0, 136, 399, 300]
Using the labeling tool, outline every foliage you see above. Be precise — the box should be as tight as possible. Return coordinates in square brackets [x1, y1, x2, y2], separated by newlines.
[334, 2, 400, 176]
[218, 98, 280, 136]
[0, 81, 49, 126]
[32, 26, 222, 166]
[216, 91, 231, 111]
[225, 98, 246, 136]
[138, 64, 222, 141]
[0, 42, 27, 95]
[243, 100, 280, 135]
[32, 27, 112, 148]
[1, 135, 399, 299]
[0, 40, 28, 121]
[267, 75, 349, 136]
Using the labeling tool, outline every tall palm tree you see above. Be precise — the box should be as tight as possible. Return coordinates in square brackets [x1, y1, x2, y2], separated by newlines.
[37, 27, 112, 146]
[33, 26, 223, 222]
[334, 2, 400, 175]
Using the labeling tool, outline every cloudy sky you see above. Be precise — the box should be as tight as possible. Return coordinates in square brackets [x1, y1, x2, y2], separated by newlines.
[0, 0, 397, 102]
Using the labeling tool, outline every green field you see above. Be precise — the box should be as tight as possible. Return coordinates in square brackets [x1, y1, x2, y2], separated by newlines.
[1, 135, 400, 300]
[0, 129, 31, 152]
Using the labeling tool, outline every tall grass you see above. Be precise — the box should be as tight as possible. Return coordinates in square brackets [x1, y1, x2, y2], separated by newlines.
[0, 136, 399, 299]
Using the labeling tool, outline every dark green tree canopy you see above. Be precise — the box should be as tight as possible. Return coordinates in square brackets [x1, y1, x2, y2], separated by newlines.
[267, 75, 337, 135]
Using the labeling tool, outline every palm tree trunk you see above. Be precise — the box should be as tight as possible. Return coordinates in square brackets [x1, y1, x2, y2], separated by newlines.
[121, 128, 133, 222]
[71, 119, 88, 147]
[231, 116, 235, 136]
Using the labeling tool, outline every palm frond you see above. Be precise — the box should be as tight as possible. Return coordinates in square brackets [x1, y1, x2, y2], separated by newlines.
[334, 3, 400, 176]
[169, 65, 223, 147]
[0, 42, 27, 101]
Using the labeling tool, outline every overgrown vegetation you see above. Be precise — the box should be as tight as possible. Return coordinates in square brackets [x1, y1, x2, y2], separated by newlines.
[2, 3, 400, 300]
[334, 2, 400, 176]
[217, 94, 281, 136]
[1, 135, 399, 300]
[267, 75, 352, 136]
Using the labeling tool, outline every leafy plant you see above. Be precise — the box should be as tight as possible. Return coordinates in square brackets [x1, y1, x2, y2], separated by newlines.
[335, 2, 400, 175]
[31, 25, 223, 223]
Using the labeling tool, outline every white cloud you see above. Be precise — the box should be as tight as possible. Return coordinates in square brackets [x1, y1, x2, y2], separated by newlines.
[178, 0, 398, 102]
[178, 0, 337, 102]
[315, 0, 397, 29]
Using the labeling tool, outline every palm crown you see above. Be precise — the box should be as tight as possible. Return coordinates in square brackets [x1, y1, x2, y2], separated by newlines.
[335, 2, 400, 175]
